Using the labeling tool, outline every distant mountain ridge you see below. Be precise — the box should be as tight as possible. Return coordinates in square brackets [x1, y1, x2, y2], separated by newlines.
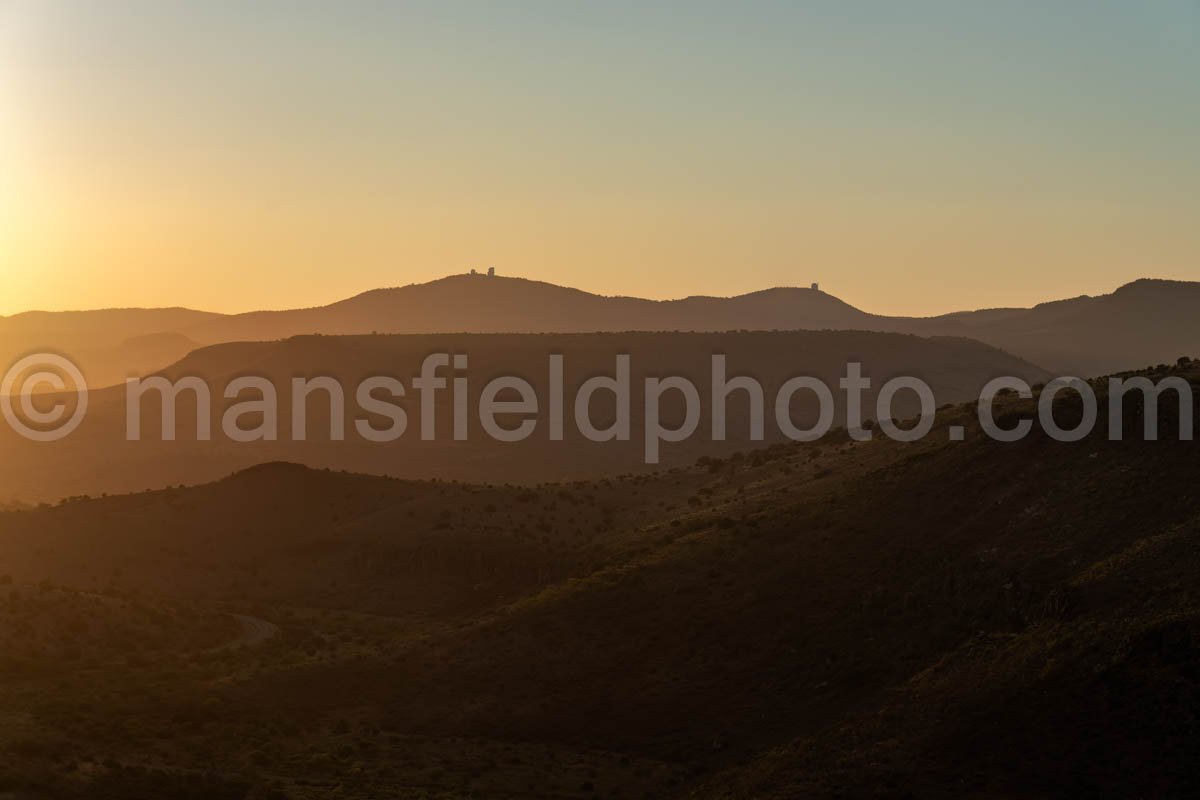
[3, 274, 1198, 385]
[180, 275, 879, 342]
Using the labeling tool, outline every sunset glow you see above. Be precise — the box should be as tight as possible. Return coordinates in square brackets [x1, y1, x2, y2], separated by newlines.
[1, 1, 1197, 317]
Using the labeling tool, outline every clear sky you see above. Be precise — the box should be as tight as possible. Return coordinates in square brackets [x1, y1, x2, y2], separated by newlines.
[1, 0, 1197, 317]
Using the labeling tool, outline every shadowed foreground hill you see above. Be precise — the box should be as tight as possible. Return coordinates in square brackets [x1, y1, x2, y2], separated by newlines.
[0, 363, 1195, 797]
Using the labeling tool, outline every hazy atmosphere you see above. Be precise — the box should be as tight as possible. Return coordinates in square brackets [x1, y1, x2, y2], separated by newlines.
[2, 0, 1198, 316]
[1, 4, 1198, 799]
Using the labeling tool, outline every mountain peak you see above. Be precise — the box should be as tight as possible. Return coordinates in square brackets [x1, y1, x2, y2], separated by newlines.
[1112, 278, 1198, 296]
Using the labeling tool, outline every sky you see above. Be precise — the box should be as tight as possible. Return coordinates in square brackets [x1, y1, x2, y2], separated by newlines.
[0, 0, 1197, 317]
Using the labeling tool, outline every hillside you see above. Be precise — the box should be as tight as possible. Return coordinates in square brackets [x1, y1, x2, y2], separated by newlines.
[0, 362, 1196, 797]
[0, 329, 1049, 501]
[917, 278, 1200, 376]
[5, 275, 1199, 387]
[0, 309, 218, 391]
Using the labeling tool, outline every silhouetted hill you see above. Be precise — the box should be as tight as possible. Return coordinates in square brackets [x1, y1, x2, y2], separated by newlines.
[181, 274, 877, 341]
[917, 277, 1200, 376]
[0, 308, 217, 390]
[0, 329, 1049, 501]
[6, 275, 1197, 387]
[0, 307, 218, 336]
[181, 274, 1200, 376]
[0, 362, 1195, 797]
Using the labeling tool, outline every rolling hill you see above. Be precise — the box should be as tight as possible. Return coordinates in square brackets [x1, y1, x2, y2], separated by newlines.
[0, 329, 1049, 502]
[0, 361, 1195, 797]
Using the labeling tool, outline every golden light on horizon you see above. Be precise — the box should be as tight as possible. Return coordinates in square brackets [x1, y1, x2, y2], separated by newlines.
[0, 6, 1198, 797]
[0, 1, 1196, 318]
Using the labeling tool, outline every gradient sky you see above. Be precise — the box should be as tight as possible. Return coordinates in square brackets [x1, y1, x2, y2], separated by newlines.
[1, 1, 1197, 317]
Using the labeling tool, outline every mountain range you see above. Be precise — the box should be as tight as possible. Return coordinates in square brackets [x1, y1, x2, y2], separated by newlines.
[3, 275, 1198, 388]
